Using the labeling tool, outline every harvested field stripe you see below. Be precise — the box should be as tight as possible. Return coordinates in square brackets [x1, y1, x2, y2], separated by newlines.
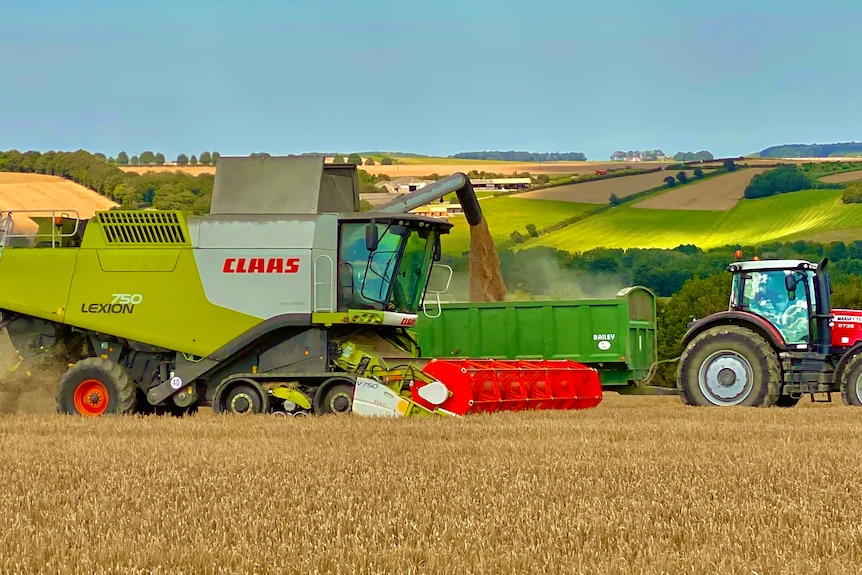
[514, 171, 697, 204]
[820, 170, 862, 183]
[632, 168, 768, 211]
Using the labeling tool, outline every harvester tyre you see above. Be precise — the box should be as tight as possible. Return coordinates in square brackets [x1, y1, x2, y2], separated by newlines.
[316, 378, 354, 415]
[676, 325, 781, 407]
[213, 379, 267, 415]
[839, 352, 862, 406]
[57, 357, 136, 417]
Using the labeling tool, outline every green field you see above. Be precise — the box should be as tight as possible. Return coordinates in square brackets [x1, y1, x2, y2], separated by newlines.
[441, 197, 595, 255]
[507, 190, 862, 253]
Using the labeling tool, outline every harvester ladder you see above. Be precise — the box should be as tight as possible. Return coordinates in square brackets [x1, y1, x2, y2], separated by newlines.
[0, 212, 13, 256]
[313, 254, 335, 313]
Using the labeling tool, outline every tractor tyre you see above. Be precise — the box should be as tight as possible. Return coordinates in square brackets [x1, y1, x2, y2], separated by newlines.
[316, 379, 355, 415]
[676, 325, 781, 407]
[57, 357, 136, 417]
[839, 353, 862, 406]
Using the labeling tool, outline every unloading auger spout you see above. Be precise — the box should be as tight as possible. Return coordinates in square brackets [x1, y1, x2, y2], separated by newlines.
[375, 172, 483, 226]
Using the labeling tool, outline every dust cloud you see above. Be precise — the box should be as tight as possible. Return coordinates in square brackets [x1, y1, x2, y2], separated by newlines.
[0, 331, 66, 414]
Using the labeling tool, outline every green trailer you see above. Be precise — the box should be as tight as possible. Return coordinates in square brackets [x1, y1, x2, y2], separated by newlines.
[411, 286, 671, 394]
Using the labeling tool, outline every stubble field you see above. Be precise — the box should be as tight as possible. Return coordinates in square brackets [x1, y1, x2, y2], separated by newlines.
[0, 173, 117, 234]
[1, 393, 861, 574]
[632, 168, 768, 211]
[514, 171, 697, 204]
[820, 170, 862, 184]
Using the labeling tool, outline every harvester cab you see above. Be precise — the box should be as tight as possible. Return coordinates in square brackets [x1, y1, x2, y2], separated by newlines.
[0, 155, 604, 418]
[676, 257, 862, 408]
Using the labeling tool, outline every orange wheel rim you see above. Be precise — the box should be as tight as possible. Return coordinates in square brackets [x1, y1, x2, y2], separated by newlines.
[73, 379, 109, 416]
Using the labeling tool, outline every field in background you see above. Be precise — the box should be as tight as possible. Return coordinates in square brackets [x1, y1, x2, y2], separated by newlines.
[514, 170, 698, 204]
[0, 173, 117, 234]
[442, 196, 594, 255]
[820, 170, 862, 183]
[511, 190, 862, 253]
[1, 393, 861, 574]
[633, 168, 768, 211]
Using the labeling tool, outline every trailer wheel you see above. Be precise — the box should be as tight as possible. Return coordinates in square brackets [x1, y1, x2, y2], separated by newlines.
[57, 357, 136, 417]
[839, 353, 862, 406]
[676, 325, 781, 407]
[316, 378, 354, 415]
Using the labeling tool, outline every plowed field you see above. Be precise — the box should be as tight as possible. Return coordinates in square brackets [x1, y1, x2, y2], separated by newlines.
[514, 170, 696, 204]
[0, 173, 117, 234]
[820, 170, 862, 183]
[633, 168, 768, 211]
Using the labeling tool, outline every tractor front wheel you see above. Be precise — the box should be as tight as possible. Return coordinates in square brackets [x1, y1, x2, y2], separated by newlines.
[839, 353, 862, 406]
[676, 325, 781, 407]
[57, 357, 137, 417]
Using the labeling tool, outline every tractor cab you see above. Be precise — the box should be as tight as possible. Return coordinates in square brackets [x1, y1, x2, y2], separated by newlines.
[337, 213, 452, 316]
[728, 259, 832, 353]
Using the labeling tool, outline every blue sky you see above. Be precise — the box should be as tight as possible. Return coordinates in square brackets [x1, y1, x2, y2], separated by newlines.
[1, 0, 859, 161]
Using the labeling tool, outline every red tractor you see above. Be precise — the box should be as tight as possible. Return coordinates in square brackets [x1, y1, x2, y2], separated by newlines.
[676, 257, 862, 407]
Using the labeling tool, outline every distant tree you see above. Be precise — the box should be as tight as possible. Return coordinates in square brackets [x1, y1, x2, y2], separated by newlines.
[177, 153, 189, 165]
[609, 193, 622, 206]
[199, 151, 212, 165]
[117, 151, 129, 165]
[154, 153, 165, 165]
[94, 152, 107, 161]
[139, 151, 156, 165]
[723, 158, 737, 172]
[693, 167, 704, 179]
[364, 157, 376, 166]
[536, 174, 550, 184]
[525, 223, 539, 238]
[381, 156, 394, 165]
[107, 156, 116, 164]
[212, 151, 221, 164]
[510, 230, 525, 244]
[130, 155, 139, 165]
[664, 176, 676, 187]
[190, 155, 198, 165]
[332, 154, 345, 164]
[347, 153, 363, 164]
[676, 171, 688, 184]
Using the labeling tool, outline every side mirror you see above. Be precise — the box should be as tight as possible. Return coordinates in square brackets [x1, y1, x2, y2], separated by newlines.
[785, 274, 798, 300]
[433, 236, 442, 262]
[365, 224, 379, 252]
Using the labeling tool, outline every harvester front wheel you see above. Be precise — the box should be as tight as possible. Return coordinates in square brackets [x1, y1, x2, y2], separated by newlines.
[317, 379, 354, 415]
[676, 325, 781, 407]
[57, 357, 136, 417]
[839, 352, 862, 406]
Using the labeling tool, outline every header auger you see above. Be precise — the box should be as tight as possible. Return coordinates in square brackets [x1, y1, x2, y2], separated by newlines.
[0, 155, 602, 418]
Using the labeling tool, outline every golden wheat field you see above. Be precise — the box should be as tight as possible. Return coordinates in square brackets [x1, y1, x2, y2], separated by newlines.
[1, 389, 862, 574]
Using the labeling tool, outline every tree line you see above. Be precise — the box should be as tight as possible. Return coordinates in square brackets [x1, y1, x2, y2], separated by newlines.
[448, 151, 588, 162]
[106, 150, 222, 167]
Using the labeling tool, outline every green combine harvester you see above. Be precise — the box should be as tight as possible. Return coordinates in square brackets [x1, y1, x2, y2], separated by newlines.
[0, 156, 603, 417]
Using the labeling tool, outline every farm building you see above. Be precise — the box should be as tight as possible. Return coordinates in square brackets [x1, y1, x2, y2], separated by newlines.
[471, 178, 532, 190]
[410, 202, 463, 218]
[374, 177, 434, 194]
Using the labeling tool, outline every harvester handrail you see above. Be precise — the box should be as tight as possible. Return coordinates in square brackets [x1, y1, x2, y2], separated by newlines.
[0, 209, 83, 249]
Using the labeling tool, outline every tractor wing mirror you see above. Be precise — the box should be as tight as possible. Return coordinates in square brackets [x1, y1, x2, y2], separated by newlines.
[785, 274, 799, 300]
[365, 224, 379, 252]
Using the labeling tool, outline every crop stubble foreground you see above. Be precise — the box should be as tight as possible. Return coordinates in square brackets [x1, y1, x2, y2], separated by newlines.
[1, 394, 862, 574]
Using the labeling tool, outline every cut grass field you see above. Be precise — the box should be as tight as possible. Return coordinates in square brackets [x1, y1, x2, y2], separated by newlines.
[441, 196, 595, 255]
[514, 170, 697, 204]
[513, 190, 862, 253]
[0, 173, 117, 234]
[633, 168, 768, 211]
[1, 393, 861, 574]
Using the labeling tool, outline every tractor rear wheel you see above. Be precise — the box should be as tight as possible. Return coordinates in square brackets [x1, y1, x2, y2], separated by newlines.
[839, 353, 862, 406]
[676, 325, 781, 407]
[57, 357, 136, 417]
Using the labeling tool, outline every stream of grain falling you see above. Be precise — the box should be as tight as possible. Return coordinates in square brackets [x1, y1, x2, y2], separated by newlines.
[468, 217, 507, 302]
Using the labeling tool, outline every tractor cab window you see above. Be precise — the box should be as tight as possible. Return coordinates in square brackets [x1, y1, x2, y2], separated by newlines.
[338, 221, 437, 314]
[738, 269, 810, 344]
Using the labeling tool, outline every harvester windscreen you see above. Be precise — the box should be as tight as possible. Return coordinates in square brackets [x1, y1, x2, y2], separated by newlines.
[339, 222, 437, 314]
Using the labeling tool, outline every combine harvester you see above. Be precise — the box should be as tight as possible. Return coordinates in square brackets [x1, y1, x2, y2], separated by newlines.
[0, 155, 602, 418]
